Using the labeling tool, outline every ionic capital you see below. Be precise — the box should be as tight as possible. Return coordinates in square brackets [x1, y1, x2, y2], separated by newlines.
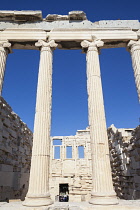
[35, 40, 58, 52]
[0, 40, 11, 53]
[127, 40, 140, 52]
[81, 39, 104, 52]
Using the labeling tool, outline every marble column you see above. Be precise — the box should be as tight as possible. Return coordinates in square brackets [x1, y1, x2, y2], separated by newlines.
[23, 40, 57, 207]
[81, 40, 118, 205]
[0, 40, 11, 95]
[128, 40, 140, 102]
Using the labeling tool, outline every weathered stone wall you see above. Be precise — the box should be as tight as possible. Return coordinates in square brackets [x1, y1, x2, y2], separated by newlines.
[49, 127, 92, 202]
[108, 124, 140, 199]
[0, 96, 32, 201]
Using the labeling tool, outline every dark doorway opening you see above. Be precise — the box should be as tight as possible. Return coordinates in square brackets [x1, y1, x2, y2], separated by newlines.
[59, 184, 69, 202]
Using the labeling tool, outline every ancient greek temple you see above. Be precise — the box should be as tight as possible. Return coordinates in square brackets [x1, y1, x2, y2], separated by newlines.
[0, 10, 139, 208]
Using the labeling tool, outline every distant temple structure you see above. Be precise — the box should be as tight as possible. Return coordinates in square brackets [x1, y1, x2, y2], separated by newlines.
[50, 127, 92, 202]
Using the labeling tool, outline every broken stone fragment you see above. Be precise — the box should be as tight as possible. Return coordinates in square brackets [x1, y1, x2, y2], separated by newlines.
[45, 14, 69, 21]
[0, 10, 42, 22]
[14, 11, 42, 22]
[68, 11, 87, 20]
[45, 11, 87, 21]
[0, 11, 14, 21]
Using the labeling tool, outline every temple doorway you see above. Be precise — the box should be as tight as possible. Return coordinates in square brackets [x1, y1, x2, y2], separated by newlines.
[59, 184, 69, 202]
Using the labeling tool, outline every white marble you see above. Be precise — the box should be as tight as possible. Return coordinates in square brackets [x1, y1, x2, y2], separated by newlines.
[0, 40, 11, 95]
[128, 40, 140, 102]
[23, 40, 57, 207]
[0, 29, 47, 42]
[81, 39, 118, 205]
[48, 29, 137, 43]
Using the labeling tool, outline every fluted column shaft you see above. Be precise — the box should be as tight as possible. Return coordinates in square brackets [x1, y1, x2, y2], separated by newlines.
[81, 40, 118, 205]
[128, 40, 140, 102]
[0, 41, 11, 95]
[23, 40, 57, 207]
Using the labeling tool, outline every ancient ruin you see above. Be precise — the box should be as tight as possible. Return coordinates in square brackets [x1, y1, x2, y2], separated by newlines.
[0, 10, 140, 209]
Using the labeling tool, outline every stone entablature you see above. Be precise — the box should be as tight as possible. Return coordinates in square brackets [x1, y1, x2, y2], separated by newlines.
[49, 127, 92, 202]
[0, 96, 32, 202]
[0, 10, 139, 50]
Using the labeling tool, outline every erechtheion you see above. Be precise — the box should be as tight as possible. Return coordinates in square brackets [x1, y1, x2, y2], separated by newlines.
[0, 10, 140, 209]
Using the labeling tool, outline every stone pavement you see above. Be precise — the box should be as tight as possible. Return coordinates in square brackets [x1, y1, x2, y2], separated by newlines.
[0, 200, 140, 210]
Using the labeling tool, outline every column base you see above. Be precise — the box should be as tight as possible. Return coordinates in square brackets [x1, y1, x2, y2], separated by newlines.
[89, 194, 119, 205]
[22, 196, 53, 207]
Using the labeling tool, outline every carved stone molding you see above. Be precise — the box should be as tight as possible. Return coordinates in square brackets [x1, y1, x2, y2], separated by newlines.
[0, 29, 47, 42]
[81, 39, 104, 52]
[128, 40, 140, 101]
[0, 40, 11, 95]
[48, 29, 137, 43]
[0, 40, 11, 53]
[128, 40, 140, 52]
[35, 39, 58, 51]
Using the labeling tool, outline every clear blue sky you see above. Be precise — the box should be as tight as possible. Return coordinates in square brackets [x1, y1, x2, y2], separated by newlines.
[1, 0, 140, 135]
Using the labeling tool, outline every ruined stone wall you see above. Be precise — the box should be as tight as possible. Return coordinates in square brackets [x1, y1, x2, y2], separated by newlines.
[0, 96, 32, 201]
[108, 124, 140, 199]
[49, 128, 92, 202]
